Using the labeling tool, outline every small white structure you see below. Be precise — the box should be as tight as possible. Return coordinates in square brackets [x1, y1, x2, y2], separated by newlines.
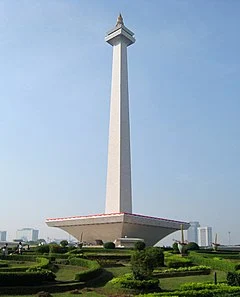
[115, 237, 144, 248]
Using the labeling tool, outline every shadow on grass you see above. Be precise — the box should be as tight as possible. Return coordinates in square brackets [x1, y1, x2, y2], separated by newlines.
[86, 269, 114, 288]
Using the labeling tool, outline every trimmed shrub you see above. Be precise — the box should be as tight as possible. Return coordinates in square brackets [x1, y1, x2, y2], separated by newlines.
[69, 257, 102, 282]
[164, 253, 192, 268]
[172, 242, 179, 253]
[0, 255, 37, 261]
[103, 242, 115, 249]
[185, 242, 199, 251]
[36, 245, 50, 254]
[0, 261, 8, 268]
[139, 283, 240, 296]
[153, 265, 210, 278]
[227, 272, 240, 286]
[131, 247, 164, 280]
[134, 241, 146, 251]
[0, 271, 55, 286]
[121, 279, 159, 291]
[60, 240, 68, 247]
[109, 273, 159, 291]
[49, 244, 68, 254]
[0, 257, 49, 272]
[189, 252, 238, 272]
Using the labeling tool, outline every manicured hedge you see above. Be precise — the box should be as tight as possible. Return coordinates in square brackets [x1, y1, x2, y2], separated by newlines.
[164, 253, 192, 268]
[0, 257, 49, 272]
[69, 257, 102, 282]
[81, 247, 132, 253]
[0, 255, 37, 261]
[0, 270, 55, 286]
[84, 253, 131, 260]
[153, 266, 211, 278]
[139, 283, 240, 296]
[121, 279, 159, 290]
[109, 273, 159, 291]
[0, 262, 8, 268]
[189, 252, 239, 272]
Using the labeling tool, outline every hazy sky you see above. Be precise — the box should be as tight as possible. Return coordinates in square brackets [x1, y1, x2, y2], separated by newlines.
[0, 0, 239, 245]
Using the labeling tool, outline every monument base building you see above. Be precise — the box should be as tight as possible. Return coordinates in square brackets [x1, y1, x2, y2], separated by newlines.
[46, 212, 189, 246]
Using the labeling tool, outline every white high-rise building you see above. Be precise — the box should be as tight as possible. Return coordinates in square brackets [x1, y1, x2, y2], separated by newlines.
[0, 231, 7, 241]
[197, 226, 212, 247]
[16, 228, 39, 242]
[187, 221, 200, 243]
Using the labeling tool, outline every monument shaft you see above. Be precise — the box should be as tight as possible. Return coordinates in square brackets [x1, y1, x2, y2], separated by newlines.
[105, 15, 135, 214]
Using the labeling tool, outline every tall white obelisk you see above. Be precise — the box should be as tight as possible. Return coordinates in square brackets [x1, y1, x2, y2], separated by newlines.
[105, 15, 135, 214]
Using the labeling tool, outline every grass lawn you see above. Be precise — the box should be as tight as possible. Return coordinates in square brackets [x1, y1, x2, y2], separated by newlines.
[160, 270, 227, 291]
[105, 265, 131, 277]
[55, 264, 87, 281]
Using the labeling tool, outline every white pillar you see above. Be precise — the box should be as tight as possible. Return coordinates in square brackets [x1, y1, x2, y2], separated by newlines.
[105, 15, 135, 214]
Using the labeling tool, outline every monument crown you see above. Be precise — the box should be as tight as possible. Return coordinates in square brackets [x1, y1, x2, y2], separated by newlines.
[105, 14, 135, 47]
[116, 13, 124, 26]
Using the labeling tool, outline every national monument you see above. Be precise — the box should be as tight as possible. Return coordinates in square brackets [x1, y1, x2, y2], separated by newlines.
[46, 15, 189, 246]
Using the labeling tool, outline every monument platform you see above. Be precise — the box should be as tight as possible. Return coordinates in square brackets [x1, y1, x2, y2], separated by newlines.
[46, 212, 189, 246]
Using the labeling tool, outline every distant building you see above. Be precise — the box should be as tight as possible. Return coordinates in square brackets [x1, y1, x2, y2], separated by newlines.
[0, 231, 7, 241]
[197, 227, 212, 247]
[187, 222, 200, 243]
[16, 228, 39, 242]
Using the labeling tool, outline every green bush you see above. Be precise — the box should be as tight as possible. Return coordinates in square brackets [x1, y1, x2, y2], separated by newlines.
[134, 241, 146, 251]
[69, 257, 102, 282]
[189, 252, 238, 272]
[185, 242, 200, 251]
[0, 257, 49, 272]
[109, 273, 159, 291]
[0, 261, 8, 268]
[103, 242, 115, 249]
[227, 272, 240, 286]
[0, 271, 56, 286]
[60, 240, 68, 247]
[0, 255, 37, 261]
[49, 244, 68, 254]
[153, 265, 211, 277]
[164, 253, 192, 268]
[36, 257, 50, 269]
[172, 242, 179, 253]
[131, 247, 164, 280]
[146, 247, 164, 267]
[139, 283, 240, 296]
[121, 278, 159, 291]
[36, 244, 50, 254]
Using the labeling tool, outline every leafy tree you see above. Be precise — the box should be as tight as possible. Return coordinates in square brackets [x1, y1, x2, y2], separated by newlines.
[172, 242, 179, 253]
[134, 241, 146, 251]
[103, 242, 115, 249]
[131, 247, 164, 280]
[36, 244, 50, 254]
[60, 240, 68, 247]
[49, 244, 67, 254]
[185, 242, 199, 251]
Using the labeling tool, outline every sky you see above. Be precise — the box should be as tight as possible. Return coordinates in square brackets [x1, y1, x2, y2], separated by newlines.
[0, 0, 239, 245]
